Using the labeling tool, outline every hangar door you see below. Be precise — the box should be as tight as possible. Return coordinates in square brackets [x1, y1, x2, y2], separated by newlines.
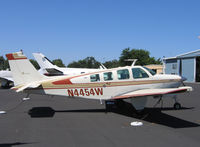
[181, 58, 195, 82]
[196, 57, 200, 82]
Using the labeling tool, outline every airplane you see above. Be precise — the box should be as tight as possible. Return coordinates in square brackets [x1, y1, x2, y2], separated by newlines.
[32, 52, 104, 76]
[0, 52, 103, 88]
[6, 51, 192, 112]
[0, 70, 13, 88]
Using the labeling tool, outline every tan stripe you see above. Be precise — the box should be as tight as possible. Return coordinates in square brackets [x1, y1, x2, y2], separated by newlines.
[41, 79, 180, 89]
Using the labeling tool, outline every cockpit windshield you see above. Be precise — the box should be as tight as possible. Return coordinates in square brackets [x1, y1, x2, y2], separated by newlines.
[143, 67, 156, 76]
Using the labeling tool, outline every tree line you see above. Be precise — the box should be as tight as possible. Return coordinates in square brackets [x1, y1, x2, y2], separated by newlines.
[67, 48, 161, 68]
[0, 48, 161, 70]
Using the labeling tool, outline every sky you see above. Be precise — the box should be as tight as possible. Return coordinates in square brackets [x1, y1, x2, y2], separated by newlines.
[0, 0, 200, 65]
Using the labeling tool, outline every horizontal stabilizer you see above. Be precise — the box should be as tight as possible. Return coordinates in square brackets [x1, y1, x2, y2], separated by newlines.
[113, 86, 193, 99]
[14, 82, 42, 92]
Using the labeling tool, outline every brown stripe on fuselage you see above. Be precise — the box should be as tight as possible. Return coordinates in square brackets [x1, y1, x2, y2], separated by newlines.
[40, 79, 180, 90]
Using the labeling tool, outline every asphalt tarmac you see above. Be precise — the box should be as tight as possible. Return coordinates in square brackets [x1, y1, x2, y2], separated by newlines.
[0, 83, 200, 147]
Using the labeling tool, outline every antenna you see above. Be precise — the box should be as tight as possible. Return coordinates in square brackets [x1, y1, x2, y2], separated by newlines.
[99, 63, 107, 69]
[20, 49, 23, 54]
[124, 59, 138, 66]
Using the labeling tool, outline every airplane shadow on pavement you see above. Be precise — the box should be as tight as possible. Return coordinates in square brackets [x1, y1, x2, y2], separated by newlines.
[28, 101, 200, 129]
[0, 142, 34, 147]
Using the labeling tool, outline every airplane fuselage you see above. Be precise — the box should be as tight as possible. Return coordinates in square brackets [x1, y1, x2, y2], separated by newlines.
[7, 51, 191, 111]
[23, 66, 182, 100]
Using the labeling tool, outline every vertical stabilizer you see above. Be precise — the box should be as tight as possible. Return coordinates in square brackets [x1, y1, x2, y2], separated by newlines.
[32, 53, 56, 69]
[6, 52, 46, 86]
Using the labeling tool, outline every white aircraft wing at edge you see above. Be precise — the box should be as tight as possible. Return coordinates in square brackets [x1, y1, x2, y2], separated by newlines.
[113, 86, 192, 99]
[0, 77, 13, 82]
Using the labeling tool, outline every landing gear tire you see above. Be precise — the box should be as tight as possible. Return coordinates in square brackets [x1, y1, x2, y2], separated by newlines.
[174, 102, 181, 110]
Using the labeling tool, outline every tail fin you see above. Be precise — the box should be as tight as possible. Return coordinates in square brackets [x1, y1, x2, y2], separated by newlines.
[32, 53, 56, 69]
[33, 53, 64, 76]
[6, 51, 46, 86]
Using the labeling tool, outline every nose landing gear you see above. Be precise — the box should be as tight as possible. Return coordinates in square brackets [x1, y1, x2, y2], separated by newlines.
[173, 95, 182, 110]
[174, 102, 182, 110]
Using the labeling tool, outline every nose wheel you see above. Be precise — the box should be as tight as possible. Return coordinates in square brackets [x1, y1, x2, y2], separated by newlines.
[172, 95, 182, 110]
[173, 102, 182, 110]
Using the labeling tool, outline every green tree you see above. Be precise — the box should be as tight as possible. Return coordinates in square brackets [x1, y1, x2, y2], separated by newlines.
[30, 59, 40, 70]
[0, 56, 5, 70]
[119, 48, 161, 66]
[103, 60, 120, 69]
[68, 57, 100, 68]
[0, 56, 9, 70]
[4, 59, 9, 70]
[52, 59, 66, 67]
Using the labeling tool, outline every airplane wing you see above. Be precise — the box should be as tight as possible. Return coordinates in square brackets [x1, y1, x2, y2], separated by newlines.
[0, 77, 13, 82]
[113, 86, 192, 99]
[0, 71, 13, 82]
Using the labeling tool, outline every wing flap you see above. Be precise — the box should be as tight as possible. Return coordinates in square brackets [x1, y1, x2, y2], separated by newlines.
[113, 86, 192, 99]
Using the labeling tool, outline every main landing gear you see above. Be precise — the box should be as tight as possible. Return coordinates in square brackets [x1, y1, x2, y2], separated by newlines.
[105, 99, 125, 110]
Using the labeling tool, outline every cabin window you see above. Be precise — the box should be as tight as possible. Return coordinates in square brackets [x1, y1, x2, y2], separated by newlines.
[143, 67, 156, 75]
[103, 72, 113, 81]
[117, 69, 130, 80]
[90, 74, 100, 82]
[132, 68, 149, 79]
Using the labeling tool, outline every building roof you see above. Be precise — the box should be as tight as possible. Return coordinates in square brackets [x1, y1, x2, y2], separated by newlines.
[163, 49, 200, 60]
[145, 64, 163, 69]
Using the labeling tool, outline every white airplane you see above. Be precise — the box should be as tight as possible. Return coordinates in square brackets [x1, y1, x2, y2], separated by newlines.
[0, 52, 102, 88]
[32, 52, 103, 76]
[0, 70, 13, 88]
[6, 51, 192, 112]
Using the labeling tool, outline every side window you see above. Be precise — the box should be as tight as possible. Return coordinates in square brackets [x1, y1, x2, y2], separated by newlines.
[90, 74, 100, 82]
[103, 72, 113, 81]
[117, 69, 130, 80]
[132, 68, 149, 79]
